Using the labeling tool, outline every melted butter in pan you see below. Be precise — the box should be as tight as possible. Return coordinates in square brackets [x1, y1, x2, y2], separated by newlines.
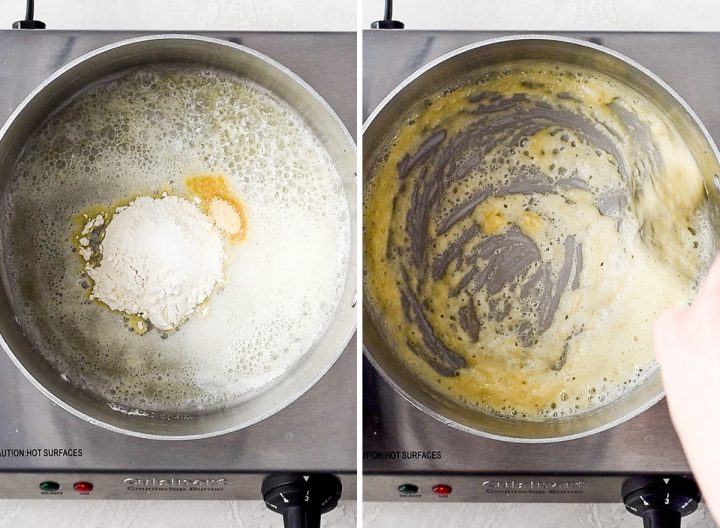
[364, 60, 713, 420]
[185, 174, 248, 242]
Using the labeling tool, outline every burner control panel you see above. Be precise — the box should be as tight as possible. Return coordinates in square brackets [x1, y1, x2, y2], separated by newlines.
[0, 473, 356, 500]
[364, 475, 691, 503]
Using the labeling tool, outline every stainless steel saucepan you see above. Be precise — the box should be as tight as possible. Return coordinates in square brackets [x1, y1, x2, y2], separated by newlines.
[363, 35, 720, 442]
[0, 35, 357, 439]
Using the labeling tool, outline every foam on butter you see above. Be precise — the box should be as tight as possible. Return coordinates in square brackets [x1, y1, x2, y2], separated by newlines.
[1, 65, 351, 413]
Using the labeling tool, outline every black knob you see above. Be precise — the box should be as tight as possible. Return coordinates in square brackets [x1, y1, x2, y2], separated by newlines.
[12, 19, 45, 28]
[12, 0, 45, 29]
[262, 473, 342, 528]
[371, 0, 404, 29]
[622, 476, 701, 528]
[370, 20, 404, 29]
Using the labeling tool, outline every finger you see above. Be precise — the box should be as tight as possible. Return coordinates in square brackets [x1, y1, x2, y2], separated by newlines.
[653, 307, 685, 365]
[696, 253, 720, 305]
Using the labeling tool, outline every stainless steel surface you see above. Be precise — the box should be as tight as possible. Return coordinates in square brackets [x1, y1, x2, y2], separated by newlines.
[0, 30, 355, 499]
[363, 30, 717, 500]
[0, 472, 357, 500]
[363, 34, 720, 442]
[364, 352, 685, 502]
[362, 31, 720, 135]
[364, 475, 623, 503]
[0, 33, 357, 440]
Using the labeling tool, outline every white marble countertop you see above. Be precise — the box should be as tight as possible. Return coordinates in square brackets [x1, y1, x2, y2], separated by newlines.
[362, 0, 720, 31]
[364, 502, 716, 527]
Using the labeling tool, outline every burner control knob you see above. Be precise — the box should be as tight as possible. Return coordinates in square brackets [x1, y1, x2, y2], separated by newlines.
[622, 476, 701, 528]
[370, 0, 404, 28]
[262, 473, 342, 528]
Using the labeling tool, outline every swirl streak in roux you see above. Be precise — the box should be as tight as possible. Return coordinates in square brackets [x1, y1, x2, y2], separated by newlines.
[364, 60, 710, 419]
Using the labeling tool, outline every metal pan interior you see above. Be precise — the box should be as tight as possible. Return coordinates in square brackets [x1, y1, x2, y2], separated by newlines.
[0, 35, 357, 439]
[363, 35, 720, 442]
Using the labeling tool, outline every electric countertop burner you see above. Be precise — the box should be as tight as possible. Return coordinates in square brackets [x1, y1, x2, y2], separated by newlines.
[0, 30, 356, 504]
[363, 30, 716, 520]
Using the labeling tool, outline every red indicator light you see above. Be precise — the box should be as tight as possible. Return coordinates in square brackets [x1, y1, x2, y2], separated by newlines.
[73, 482, 93, 493]
[432, 484, 452, 495]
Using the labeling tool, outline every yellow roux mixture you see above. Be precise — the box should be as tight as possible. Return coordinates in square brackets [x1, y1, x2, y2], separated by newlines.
[364, 60, 712, 420]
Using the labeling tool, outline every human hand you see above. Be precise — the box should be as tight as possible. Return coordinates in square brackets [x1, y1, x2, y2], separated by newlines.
[655, 254, 720, 521]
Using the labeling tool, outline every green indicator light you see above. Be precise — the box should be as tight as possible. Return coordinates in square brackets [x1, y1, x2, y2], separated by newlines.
[398, 483, 419, 494]
[39, 481, 60, 492]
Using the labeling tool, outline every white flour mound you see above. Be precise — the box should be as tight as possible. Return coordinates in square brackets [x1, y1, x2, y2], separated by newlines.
[84, 195, 225, 330]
